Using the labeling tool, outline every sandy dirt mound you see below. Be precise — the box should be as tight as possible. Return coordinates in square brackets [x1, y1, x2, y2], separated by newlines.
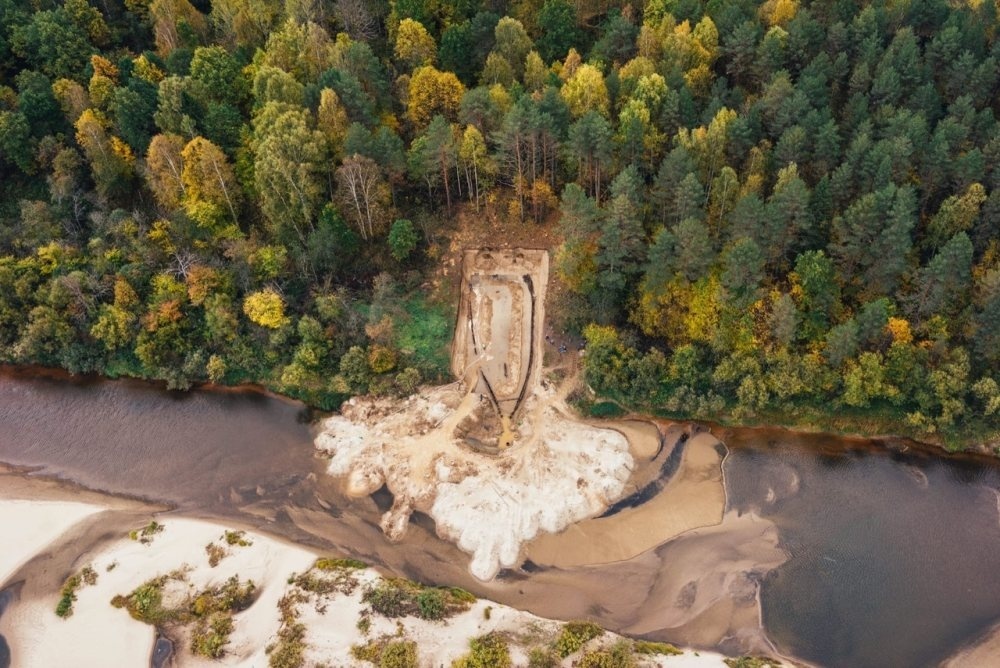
[316, 382, 633, 581]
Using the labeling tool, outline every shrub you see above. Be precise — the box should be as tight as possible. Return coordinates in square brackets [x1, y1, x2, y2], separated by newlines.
[55, 574, 80, 618]
[205, 542, 226, 567]
[223, 530, 252, 546]
[578, 640, 637, 668]
[361, 578, 473, 620]
[315, 557, 367, 571]
[268, 591, 308, 668]
[112, 574, 256, 658]
[267, 621, 306, 668]
[351, 639, 418, 667]
[555, 621, 604, 657]
[388, 218, 419, 261]
[416, 588, 445, 620]
[363, 580, 410, 617]
[129, 520, 164, 544]
[55, 566, 97, 618]
[380, 640, 418, 668]
[527, 647, 558, 667]
[191, 613, 234, 658]
[351, 641, 382, 663]
[452, 633, 511, 668]
[112, 577, 171, 623]
[633, 640, 682, 656]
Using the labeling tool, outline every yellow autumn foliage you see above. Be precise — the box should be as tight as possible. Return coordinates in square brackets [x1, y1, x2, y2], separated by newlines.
[243, 289, 287, 329]
[394, 18, 436, 69]
[886, 317, 913, 344]
[560, 64, 609, 118]
[760, 0, 798, 27]
[406, 66, 464, 129]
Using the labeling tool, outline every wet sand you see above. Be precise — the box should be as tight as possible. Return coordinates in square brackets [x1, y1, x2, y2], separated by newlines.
[524, 432, 726, 567]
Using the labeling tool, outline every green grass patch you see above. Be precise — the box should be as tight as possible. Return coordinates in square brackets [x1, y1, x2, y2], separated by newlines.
[724, 658, 782, 668]
[587, 400, 626, 418]
[394, 294, 454, 380]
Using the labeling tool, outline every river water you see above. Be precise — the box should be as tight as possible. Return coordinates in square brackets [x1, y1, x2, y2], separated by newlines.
[2, 368, 1000, 667]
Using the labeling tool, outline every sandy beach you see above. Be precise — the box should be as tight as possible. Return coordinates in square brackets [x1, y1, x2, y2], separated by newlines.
[0, 499, 104, 586]
[0, 484, 736, 667]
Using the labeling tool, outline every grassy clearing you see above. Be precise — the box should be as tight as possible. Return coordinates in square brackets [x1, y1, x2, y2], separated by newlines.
[394, 294, 454, 381]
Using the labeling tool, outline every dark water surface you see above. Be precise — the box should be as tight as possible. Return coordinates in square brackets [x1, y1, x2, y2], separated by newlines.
[720, 428, 1000, 668]
[0, 368, 318, 508]
[3, 369, 1000, 667]
[0, 586, 14, 668]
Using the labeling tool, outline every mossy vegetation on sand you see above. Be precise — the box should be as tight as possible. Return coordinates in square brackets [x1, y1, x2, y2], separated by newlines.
[362, 578, 476, 621]
[55, 565, 97, 618]
[111, 573, 256, 659]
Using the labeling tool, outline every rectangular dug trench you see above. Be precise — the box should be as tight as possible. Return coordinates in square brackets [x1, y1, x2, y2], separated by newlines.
[451, 249, 548, 448]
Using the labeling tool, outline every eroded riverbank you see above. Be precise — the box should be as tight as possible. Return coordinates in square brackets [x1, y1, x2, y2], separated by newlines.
[4, 370, 1000, 666]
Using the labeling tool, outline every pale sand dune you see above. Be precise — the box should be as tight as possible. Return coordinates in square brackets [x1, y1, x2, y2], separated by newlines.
[0, 499, 104, 585]
[525, 432, 726, 568]
[2, 515, 316, 668]
[0, 498, 733, 667]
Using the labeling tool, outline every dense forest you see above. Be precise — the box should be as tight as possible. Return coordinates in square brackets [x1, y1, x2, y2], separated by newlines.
[0, 0, 999, 444]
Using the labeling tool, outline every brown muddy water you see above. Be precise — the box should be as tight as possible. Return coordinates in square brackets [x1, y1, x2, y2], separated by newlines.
[3, 369, 1000, 667]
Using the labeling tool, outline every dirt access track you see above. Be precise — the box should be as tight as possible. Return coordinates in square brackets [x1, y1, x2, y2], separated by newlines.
[451, 249, 548, 448]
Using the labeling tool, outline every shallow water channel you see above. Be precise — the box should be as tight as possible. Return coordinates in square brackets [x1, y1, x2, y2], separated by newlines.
[2, 368, 1000, 667]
